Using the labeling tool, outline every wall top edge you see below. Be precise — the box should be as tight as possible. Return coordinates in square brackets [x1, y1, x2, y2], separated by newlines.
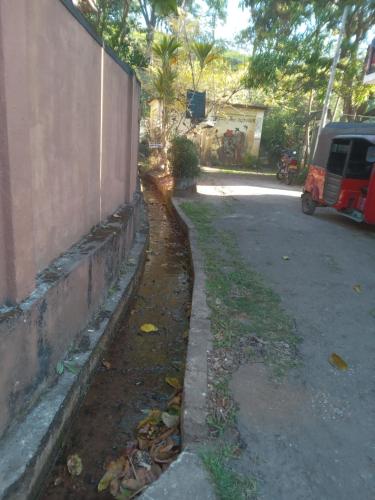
[59, 0, 141, 87]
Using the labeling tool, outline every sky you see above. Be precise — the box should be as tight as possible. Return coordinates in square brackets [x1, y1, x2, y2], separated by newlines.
[198, 1, 375, 55]
[215, 0, 250, 41]
[196, 0, 251, 50]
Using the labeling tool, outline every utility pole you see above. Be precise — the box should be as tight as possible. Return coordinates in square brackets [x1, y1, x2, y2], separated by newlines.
[312, 5, 350, 159]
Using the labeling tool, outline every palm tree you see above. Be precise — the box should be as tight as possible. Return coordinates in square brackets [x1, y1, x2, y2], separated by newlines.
[138, 0, 179, 61]
[152, 35, 181, 168]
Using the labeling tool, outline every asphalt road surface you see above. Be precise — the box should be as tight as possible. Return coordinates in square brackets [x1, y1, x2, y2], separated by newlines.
[199, 168, 375, 500]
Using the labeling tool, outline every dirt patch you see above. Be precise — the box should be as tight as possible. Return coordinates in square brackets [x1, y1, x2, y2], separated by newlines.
[231, 364, 308, 429]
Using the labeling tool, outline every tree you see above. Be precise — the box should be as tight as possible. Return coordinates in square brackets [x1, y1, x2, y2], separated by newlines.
[240, 0, 375, 161]
[78, 0, 147, 67]
[336, 1, 375, 118]
[137, 0, 179, 61]
[151, 35, 181, 166]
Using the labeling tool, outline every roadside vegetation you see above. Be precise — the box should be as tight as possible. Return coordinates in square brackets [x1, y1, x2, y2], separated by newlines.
[201, 444, 257, 500]
[77, 1, 374, 170]
[181, 199, 300, 497]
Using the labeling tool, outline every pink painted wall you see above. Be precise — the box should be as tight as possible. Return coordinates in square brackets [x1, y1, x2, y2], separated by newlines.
[0, 0, 140, 304]
[0, 202, 7, 304]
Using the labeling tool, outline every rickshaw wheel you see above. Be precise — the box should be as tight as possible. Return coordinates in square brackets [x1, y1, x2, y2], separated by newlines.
[301, 192, 316, 215]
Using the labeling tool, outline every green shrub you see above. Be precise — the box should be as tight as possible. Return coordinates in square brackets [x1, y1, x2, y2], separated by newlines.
[168, 136, 200, 178]
[242, 152, 260, 170]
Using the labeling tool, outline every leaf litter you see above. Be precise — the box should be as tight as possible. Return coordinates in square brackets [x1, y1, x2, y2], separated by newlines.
[98, 388, 182, 499]
[67, 454, 82, 476]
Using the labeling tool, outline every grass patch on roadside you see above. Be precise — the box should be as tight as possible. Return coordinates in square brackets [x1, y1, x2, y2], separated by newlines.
[201, 444, 257, 500]
[202, 166, 275, 176]
[206, 375, 238, 434]
[181, 199, 300, 498]
[181, 201, 300, 377]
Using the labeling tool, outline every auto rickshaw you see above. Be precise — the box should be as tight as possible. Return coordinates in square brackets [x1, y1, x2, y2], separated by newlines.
[302, 122, 375, 223]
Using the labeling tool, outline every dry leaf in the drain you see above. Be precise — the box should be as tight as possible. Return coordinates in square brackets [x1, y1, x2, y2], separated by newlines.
[121, 477, 145, 492]
[161, 411, 179, 428]
[137, 437, 150, 450]
[53, 477, 63, 487]
[165, 377, 182, 390]
[102, 360, 112, 370]
[151, 438, 176, 462]
[140, 323, 159, 333]
[66, 454, 82, 476]
[109, 477, 121, 497]
[329, 353, 348, 371]
[132, 449, 152, 470]
[97, 456, 127, 492]
[168, 393, 182, 408]
[137, 409, 161, 430]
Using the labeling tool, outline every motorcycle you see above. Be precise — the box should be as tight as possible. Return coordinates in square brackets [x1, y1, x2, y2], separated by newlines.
[276, 149, 299, 185]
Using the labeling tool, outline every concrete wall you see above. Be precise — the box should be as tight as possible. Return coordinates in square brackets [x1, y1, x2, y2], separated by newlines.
[0, 0, 140, 305]
[0, 0, 142, 438]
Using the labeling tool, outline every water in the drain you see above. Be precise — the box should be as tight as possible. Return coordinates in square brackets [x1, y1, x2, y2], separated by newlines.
[39, 183, 192, 500]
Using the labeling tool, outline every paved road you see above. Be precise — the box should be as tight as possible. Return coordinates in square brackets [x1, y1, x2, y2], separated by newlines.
[199, 169, 375, 500]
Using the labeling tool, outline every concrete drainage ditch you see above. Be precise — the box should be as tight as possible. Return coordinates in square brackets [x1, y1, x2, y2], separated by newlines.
[38, 183, 194, 499]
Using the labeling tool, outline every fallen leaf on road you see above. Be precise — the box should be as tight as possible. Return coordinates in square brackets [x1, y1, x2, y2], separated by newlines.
[329, 353, 348, 371]
[140, 323, 158, 333]
[67, 454, 82, 476]
[165, 377, 182, 390]
[353, 284, 362, 293]
[282, 256, 290, 261]
[102, 360, 112, 370]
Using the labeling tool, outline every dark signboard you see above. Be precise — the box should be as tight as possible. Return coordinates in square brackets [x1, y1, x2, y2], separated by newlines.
[186, 90, 206, 120]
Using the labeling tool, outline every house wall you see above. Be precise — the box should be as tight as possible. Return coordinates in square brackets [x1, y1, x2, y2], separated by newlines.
[199, 108, 265, 164]
[0, 0, 140, 304]
[0, 0, 142, 438]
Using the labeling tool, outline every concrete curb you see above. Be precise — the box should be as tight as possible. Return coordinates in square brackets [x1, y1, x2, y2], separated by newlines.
[0, 206, 149, 500]
[141, 451, 215, 500]
[171, 198, 212, 447]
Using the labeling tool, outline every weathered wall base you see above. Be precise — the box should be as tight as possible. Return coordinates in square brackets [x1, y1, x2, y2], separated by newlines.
[0, 196, 149, 499]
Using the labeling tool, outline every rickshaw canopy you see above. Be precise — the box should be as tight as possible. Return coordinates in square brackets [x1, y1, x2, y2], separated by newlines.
[313, 122, 375, 168]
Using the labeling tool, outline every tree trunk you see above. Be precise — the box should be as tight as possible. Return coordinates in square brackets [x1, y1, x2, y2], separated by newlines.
[302, 90, 314, 167]
[146, 27, 155, 63]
